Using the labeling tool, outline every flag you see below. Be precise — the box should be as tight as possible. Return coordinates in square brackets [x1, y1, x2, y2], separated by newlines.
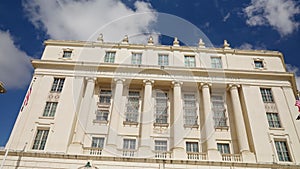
[296, 99, 300, 120]
[296, 100, 300, 112]
[21, 85, 32, 112]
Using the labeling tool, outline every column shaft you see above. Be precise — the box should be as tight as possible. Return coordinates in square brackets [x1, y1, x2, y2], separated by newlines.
[140, 80, 154, 147]
[229, 85, 250, 152]
[107, 79, 124, 146]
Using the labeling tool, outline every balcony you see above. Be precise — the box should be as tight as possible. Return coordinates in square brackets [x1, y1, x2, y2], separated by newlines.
[83, 147, 102, 156]
[153, 151, 172, 159]
[221, 154, 242, 162]
[187, 152, 207, 161]
[122, 150, 136, 157]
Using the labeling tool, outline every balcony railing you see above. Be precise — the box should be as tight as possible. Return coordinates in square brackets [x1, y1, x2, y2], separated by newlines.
[122, 150, 136, 157]
[153, 151, 172, 159]
[83, 147, 103, 156]
[187, 152, 207, 161]
[221, 154, 242, 162]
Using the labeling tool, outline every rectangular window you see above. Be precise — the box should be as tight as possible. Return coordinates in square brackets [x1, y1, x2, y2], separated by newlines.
[99, 90, 112, 104]
[43, 102, 58, 117]
[217, 143, 230, 154]
[96, 110, 109, 121]
[267, 112, 281, 128]
[91, 137, 104, 148]
[155, 91, 168, 124]
[254, 60, 264, 68]
[186, 142, 199, 152]
[260, 88, 274, 103]
[158, 54, 169, 66]
[131, 53, 142, 65]
[123, 139, 136, 150]
[51, 78, 65, 92]
[184, 56, 195, 67]
[275, 141, 291, 162]
[62, 50, 72, 58]
[212, 95, 227, 127]
[104, 51, 116, 63]
[211, 57, 222, 68]
[183, 94, 198, 126]
[125, 91, 140, 122]
[155, 140, 167, 152]
[32, 129, 49, 150]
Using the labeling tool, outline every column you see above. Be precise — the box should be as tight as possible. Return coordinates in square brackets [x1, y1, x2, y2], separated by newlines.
[228, 84, 255, 162]
[172, 81, 185, 158]
[69, 77, 95, 154]
[139, 79, 154, 157]
[107, 79, 124, 148]
[200, 83, 221, 161]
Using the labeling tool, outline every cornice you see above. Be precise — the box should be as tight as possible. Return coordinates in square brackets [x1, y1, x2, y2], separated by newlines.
[44, 39, 282, 57]
[0, 151, 299, 169]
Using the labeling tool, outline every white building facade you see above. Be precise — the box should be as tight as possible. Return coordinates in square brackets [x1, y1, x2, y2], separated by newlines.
[1, 37, 300, 169]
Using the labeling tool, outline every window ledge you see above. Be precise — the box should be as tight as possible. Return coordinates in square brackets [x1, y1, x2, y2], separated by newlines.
[269, 127, 284, 131]
[153, 123, 169, 127]
[93, 120, 108, 125]
[58, 57, 72, 60]
[38, 116, 55, 120]
[123, 121, 139, 126]
[215, 126, 229, 131]
[184, 124, 199, 129]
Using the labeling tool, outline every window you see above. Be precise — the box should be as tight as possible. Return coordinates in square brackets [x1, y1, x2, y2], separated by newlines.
[131, 53, 142, 65]
[211, 95, 227, 127]
[217, 143, 230, 154]
[91, 137, 104, 148]
[275, 141, 291, 162]
[96, 110, 109, 121]
[158, 54, 168, 66]
[254, 60, 264, 68]
[32, 129, 49, 150]
[43, 102, 58, 117]
[155, 140, 167, 152]
[155, 91, 168, 124]
[99, 90, 112, 104]
[183, 94, 198, 126]
[125, 91, 140, 123]
[260, 88, 274, 103]
[62, 50, 72, 58]
[211, 57, 222, 68]
[267, 112, 281, 128]
[184, 56, 195, 67]
[104, 51, 116, 63]
[123, 139, 136, 150]
[186, 142, 199, 152]
[51, 78, 65, 92]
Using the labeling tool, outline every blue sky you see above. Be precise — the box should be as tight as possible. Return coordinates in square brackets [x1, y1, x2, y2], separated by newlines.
[0, 0, 300, 146]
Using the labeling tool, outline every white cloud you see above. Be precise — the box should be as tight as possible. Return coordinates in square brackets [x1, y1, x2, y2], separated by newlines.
[23, 0, 157, 43]
[0, 31, 32, 89]
[244, 0, 300, 36]
[238, 43, 253, 50]
[223, 12, 231, 22]
[286, 64, 300, 90]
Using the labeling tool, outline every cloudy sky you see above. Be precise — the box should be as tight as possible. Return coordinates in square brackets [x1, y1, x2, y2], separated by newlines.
[0, 0, 300, 146]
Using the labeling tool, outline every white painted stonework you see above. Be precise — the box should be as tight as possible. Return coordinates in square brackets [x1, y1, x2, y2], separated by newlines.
[1, 39, 300, 169]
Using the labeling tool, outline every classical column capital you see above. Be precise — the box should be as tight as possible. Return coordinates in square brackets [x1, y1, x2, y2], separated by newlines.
[143, 79, 154, 85]
[172, 81, 183, 87]
[227, 84, 241, 91]
[114, 78, 125, 84]
[85, 77, 97, 82]
[198, 82, 212, 89]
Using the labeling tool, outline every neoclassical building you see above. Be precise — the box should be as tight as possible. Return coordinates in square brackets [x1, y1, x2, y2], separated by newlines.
[1, 36, 300, 169]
